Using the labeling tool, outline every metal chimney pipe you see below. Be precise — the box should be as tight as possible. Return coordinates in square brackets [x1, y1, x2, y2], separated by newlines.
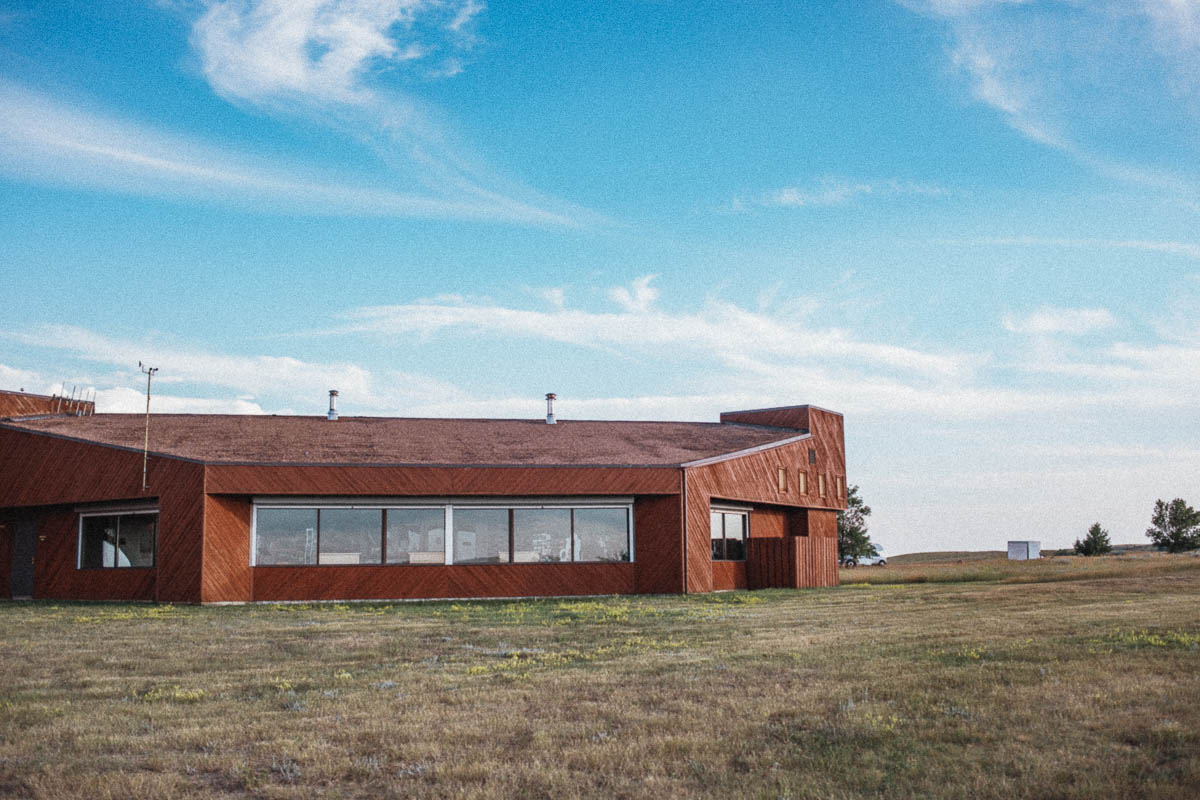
[545, 392, 557, 424]
[328, 389, 339, 421]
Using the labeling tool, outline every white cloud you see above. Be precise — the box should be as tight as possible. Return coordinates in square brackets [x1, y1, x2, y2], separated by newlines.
[741, 177, 950, 209]
[902, 0, 1200, 201]
[606, 275, 660, 313]
[1002, 306, 1118, 336]
[192, 0, 480, 104]
[936, 236, 1200, 261]
[339, 279, 971, 380]
[0, 81, 574, 225]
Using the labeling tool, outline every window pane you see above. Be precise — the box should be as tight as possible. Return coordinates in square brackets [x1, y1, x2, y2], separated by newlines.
[117, 515, 156, 567]
[453, 508, 509, 564]
[512, 508, 571, 563]
[81, 515, 117, 569]
[710, 511, 724, 560]
[723, 513, 746, 561]
[256, 508, 318, 565]
[386, 508, 445, 564]
[319, 509, 382, 565]
[574, 508, 629, 563]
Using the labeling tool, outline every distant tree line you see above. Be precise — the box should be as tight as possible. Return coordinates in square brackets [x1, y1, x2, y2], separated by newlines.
[1075, 497, 1199, 556]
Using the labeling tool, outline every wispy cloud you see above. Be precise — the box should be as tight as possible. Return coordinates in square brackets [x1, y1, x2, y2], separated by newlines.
[934, 236, 1200, 260]
[902, 0, 1200, 202]
[738, 177, 950, 209]
[1002, 306, 1118, 336]
[0, 81, 573, 225]
[338, 275, 973, 380]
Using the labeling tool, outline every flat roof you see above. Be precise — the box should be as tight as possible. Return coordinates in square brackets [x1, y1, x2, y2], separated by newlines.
[0, 414, 808, 467]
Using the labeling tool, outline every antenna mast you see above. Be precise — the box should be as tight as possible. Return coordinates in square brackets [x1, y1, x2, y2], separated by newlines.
[138, 362, 158, 492]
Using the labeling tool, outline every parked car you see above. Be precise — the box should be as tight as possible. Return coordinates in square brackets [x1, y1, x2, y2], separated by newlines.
[842, 548, 887, 567]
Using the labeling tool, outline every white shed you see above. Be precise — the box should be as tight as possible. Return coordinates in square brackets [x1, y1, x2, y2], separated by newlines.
[1007, 540, 1041, 560]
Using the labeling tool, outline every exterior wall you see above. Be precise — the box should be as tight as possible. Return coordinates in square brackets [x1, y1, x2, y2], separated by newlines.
[206, 464, 678, 497]
[0, 390, 94, 419]
[685, 408, 846, 593]
[0, 427, 205, 601]
[197, 493, 680, 603]
[252, 563, 636, 602]
[202, 495, 253, 603]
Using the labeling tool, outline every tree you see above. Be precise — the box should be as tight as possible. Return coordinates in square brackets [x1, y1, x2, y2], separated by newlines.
[1074, 522, 1112, 556]
[1146, 498, 1200, 553]
[837, 485, 877, 562]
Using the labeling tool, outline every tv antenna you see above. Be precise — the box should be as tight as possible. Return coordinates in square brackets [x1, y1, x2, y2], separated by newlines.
[139, 362, 158, 492]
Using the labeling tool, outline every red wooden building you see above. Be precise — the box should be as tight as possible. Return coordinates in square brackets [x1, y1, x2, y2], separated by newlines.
[0, 401, 845, 602]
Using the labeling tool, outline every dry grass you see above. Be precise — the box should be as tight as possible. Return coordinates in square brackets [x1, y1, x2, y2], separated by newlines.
[841, 550, 1200, 586]
[2, 557, 1199, 799]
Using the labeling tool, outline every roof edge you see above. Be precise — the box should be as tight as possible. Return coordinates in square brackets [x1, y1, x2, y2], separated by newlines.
[680, 432, 812, 468]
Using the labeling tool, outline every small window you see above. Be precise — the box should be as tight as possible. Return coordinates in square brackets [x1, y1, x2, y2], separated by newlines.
[777, 467, 788, 492]
[836, 476, 844, 498]
[797, 470, 807, 494]
[710, 509, 748, 561]
[809, 449, 817, 465]
[79, 512, 156, 569]
[819, 474, 827, 498]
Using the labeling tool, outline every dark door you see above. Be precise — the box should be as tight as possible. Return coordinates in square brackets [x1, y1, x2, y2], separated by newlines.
[11, 517, 36, 598]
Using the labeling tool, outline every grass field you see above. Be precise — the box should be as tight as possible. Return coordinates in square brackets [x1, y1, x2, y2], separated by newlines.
[2, 556, 1199, 799]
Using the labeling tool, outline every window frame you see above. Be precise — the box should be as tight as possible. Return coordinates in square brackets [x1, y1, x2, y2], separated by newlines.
[710, 506, 750, 562]
[250, 499, 634, 567]
[77, 509, 159, 570]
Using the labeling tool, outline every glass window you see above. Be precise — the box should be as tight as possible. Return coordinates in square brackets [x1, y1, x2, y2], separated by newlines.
[797, 471, 807, 494]
[319, 508, 381, 565]
[573, 508, 629, 562]
[386, 508, 445, 564]
[777, 467, 788, 492]
[711, 510, 748, 561]
[819, 474, 827, 497]
[710, 511, 724, 560]
[453, 508, 510, 564]
[118, 514, 156, 567]
[256, 508, 318, 565]
[513, 508, 571, 563]
[79, 513, 156, 569]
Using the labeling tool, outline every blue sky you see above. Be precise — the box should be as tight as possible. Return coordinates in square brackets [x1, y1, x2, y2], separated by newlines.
[2, 1, 1198, 555]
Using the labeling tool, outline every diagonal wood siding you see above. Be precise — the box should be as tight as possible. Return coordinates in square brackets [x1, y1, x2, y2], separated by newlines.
[251, 563, 636, 602]
[202, 495, 253, 603]
[206, 464, 679, 497]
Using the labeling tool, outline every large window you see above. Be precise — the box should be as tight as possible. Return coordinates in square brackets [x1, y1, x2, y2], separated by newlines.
[386, 508, 445, 564]
[78, 511, 157, 569]
[252, 502, 632, 566]
[710, 508, 748, 561]
[453, 508, 511, 565]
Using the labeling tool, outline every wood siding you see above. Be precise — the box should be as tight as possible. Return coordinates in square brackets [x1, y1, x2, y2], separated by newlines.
[34, 509, 157, 601]
[0, 391, 94, 419]
[632, 493, 684, 595]
[251, 563, 635, 602]
[746, 536, 839, 589]
[202, 495, 253, 603]
[206, 464, 679, 497]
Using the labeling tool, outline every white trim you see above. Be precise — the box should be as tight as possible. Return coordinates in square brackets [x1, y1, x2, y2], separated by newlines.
[680, 434, 811, 468]
[74, 501, 159, 515]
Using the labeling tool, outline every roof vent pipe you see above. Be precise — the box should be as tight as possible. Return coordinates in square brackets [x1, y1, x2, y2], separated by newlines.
[545, 392, 556, 425]
[328, 389, 339, 421]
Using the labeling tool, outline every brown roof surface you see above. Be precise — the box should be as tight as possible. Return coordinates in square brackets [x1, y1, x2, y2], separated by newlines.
[0, 414, 807, 467]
